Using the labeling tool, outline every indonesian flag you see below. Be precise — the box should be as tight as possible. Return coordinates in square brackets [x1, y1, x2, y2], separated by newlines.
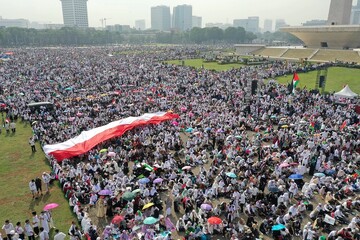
[43, 112, 179, 162]
[292, 72, 300, 94]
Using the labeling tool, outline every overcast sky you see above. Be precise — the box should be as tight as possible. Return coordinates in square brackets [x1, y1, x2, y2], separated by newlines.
[0, 0, 350, 28]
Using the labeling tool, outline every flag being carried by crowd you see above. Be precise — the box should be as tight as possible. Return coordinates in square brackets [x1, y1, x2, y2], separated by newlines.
[291, 72, 300, 94]
[43, 112, 179, 162]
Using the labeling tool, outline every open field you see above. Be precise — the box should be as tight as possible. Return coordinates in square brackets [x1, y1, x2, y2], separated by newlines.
[166, 58, 243, 71]
[275, 67, 360, 93]
[0, 119, 77, 236]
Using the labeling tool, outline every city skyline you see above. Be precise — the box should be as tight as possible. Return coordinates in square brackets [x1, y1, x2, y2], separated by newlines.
[0, 0, 355, 28]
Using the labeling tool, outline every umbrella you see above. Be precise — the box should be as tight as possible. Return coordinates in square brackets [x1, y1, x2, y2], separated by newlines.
[281, 125, 289, 128]
[205, 127, 212, 131]
[68, 117, 75, 122]
[182, 166, 191, 170]
[172, 121, 179, 126]
[270, 115, 277, 119]
[65, 87, 73, 91]
[43, 203, 59, 211]
[138, 178, 150, 184]
[99, 149, 107, 153]
[288, 174, 303, 180]
[185, 127, 193, 133]
[226, 172, 237, 178]
[235, 135, 242, 139]
[76, 112, 83, 117]
[132, 189, 141, 194]
[200, 204, 212, 211]
[111, 215, 125, 224]
[279, 163, 290, 168]
[142, 202, 154, 210]
[107, 152, 116, 157]
[136, 174, 145, 179]
[143, 217, 158, 225]
[207, 217, 222, 225]
[98, 189, 112, 196]
[272, 224, 286, 231]
[314, 172, 325, 177]
[268, 187, 280, 193]
[153, 178, 163, 184]
[122, 191, 136, 201]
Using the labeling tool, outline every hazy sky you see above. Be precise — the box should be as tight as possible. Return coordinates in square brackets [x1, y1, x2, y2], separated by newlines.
[0, 0, 343, 28]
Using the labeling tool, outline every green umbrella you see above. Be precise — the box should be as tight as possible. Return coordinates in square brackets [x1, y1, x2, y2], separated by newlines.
[122, 191, 136, 201]
[143, 217, 158, 225]
[99, 148, 107, 153]
[132, 189, 141, 194]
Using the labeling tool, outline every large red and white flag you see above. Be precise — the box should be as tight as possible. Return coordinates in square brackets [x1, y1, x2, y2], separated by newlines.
[43, 112, 179, 162]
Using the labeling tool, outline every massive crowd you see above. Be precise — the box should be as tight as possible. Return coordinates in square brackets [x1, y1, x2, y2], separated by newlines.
[0, 45, 359, 240]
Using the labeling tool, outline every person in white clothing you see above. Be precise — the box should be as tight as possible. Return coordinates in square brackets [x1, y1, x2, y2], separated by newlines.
[53, 229, 66, 240]
[39, 227, 49, 240]
[29, 179, 37, 199]
[39, 211, 50, 233]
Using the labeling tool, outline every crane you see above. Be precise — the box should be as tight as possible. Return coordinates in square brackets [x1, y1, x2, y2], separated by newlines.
[100, 18, 111, 28]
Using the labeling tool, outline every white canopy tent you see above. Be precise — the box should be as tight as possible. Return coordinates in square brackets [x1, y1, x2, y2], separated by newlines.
[334, 85, 358, 99]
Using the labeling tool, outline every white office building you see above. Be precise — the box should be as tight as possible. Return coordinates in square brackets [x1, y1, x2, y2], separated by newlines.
[60, 0, 89, 27]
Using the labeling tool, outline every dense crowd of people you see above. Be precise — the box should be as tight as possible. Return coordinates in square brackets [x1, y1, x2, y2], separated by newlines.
[0, 45, 359, 240]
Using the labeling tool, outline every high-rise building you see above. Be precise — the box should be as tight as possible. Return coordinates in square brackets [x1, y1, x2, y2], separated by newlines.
[135, 19, 146, 30]
[151, 5, 171, 31]
[233, 16, 259, 33]
[60, 0, 89, 27]
[327, 0, 352, 25]
[275, 19, 288, 31]
[172, 5, 193, 31]
[351, 0, 360, 24]
[263, 19, 273, 32]
[192, 16, 202, 28]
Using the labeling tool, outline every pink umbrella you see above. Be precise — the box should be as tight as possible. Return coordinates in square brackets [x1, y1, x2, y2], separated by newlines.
[76, 112, 83, 117]
[188, 112, 194, 117]
[107, 152, 116, 157]
[180, 107, 187, 112]
[43, 203, 59, 211]
[68, 117, 75, 121]
[279, 163, 290, 168]
[182, 166, 191, 170]
[172, 121, 179, 126]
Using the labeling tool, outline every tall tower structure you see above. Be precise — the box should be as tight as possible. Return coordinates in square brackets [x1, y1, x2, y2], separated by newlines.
[151, 6, 171, 31]
[60, 0, 89, 27]
[172, 5, 193, 31]
[327, 0, 353, 25]
[351, 0, 360, 24]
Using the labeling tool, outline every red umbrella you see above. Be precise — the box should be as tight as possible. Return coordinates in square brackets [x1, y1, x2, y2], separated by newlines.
[208, 216, 222, 225]
[111, 215, 125, 224]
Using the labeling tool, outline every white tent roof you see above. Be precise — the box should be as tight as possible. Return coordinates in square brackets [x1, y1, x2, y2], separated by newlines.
[334, 85, 358, 98]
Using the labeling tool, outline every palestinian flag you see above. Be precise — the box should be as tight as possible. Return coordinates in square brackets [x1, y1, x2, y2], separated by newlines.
[309, 121, 315, 132]
[292, 72, 300, 94]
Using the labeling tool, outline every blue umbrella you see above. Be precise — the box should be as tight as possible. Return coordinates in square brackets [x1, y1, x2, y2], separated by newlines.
[288, 174, 303, 180]
[226, 172, 237, 178]
[138, 178, 150, 184]
[272, 224, 286, 231]
[185, 127, 193, 133]
[314, 172, 325, 177]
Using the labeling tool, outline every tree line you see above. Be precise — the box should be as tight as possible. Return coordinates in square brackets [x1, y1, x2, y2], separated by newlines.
[0, 26, 302, 47]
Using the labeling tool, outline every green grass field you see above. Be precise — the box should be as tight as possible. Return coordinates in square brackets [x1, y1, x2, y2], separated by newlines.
[0, 120, 76, 236]
[166, 58, 243, 71]
[276, 67, 360, 93]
